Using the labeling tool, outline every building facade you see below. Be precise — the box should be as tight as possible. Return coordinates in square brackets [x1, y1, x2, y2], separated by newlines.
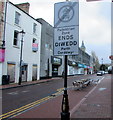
[36, 19, 94, 77]
[0, 1, 5, 47]
[36, 18, 63, 78]
[0, 1, 41, 85]
[68, 48, 91, 75]
[0, 1, 95, 85]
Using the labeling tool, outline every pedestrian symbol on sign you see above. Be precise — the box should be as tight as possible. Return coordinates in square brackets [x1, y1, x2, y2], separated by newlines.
[58, 5, 74, 22]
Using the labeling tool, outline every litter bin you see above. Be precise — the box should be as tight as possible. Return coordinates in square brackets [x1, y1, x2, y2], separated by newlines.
[2, 75, 10, 85]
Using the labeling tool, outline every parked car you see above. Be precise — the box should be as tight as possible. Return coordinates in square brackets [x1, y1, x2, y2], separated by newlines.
[97, 71, 103, 76]
[100, 71, 105, 75]
[104, 71, 108, 74]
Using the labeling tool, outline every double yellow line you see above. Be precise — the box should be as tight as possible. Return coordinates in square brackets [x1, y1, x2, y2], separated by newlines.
[0, 89, 64, 120]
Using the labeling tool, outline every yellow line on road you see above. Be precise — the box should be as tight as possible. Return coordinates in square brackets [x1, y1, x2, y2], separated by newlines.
[0, 90, 64, 119]
[2, 97, 51, 119]
[56, 88, 64, 91]
[0, 96, 52, 119]
[0, 96, 50, 116]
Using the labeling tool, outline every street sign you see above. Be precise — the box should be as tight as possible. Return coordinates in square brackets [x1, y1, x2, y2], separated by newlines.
[54, 25, 79, 56]
[54, 1, 79, 56]
[54, 2, 79, 28]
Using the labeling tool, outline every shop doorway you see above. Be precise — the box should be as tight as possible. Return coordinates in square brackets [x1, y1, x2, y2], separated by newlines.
[52, 65, 58, 77]
[32, 65, 37, 81]
[22, 65, 27, 82]
[7, 63, 15, 83]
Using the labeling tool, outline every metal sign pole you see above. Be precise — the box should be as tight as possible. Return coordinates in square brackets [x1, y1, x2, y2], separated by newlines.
[61, 55, 70, 120]
[54, 0, 78, 119]
[60, 0, 70, 119]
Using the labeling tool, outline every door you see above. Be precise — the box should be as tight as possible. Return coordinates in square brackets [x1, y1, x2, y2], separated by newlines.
[52, 65, 58, 77]
[7, 63, 15, 83]
[22, 65, 27, 82]
[32, 65, 37, 81]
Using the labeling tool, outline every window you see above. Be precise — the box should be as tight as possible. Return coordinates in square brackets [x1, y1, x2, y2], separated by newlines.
[33, 38, 36, 43]
[13, 30, 19, 46]
[15, 12, 21, 25]
[33, 23, 37, 34]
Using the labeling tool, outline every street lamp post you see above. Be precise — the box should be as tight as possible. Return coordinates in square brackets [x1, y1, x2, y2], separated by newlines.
[18, 30, 25, 85]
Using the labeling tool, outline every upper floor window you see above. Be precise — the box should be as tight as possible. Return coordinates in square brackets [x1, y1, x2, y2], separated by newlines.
[33, 23, 37, 34]
[15, 12, 21, 25]
[45, 43, 49, 49]
[33, 38, 36, 43]
[13, 30, 19, 46]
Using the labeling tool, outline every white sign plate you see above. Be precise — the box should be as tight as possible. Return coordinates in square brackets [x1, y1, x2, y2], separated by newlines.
[54, 26, 79, 56]
[54, 1, 79, 56]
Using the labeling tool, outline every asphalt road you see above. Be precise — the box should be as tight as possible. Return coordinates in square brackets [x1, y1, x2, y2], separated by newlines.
[2, 74, 102, 115]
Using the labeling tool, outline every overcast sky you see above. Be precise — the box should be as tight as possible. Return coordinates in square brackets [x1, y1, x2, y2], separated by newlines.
[9, 0, 111, 64]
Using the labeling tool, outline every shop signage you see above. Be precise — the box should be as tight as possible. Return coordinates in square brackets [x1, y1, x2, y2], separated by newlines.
[68, 60, 77, 66]
[32, 43, 38, 52]
[78, 63, 84, 68]
[84, 65, 87, 68]
[54, 1, 79, 56]
[51, 56, 62, 65]
[0, 49, 5, 62]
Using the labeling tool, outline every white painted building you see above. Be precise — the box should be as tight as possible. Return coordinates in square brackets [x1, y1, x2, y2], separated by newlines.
[0, 1, 41, 85]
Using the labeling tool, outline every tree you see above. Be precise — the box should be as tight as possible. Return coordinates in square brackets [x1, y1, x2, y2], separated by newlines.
[91, 51, 100, 72]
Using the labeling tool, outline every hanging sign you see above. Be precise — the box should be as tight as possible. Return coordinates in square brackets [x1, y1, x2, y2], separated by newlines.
[0, 49, 5, 62]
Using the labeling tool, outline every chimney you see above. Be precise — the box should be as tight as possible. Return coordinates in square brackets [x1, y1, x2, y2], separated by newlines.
[15, 2, 30, 14]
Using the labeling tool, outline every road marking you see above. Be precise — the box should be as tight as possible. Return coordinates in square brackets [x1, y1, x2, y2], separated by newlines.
[7, 91, 18, 95]
[0, 96, 51, 119]
[21, 90, 29, 93]
[99, 88, 107, 91]
[0, 89, 63, 119]
[57, 88, 64, 91]
[98, 76, 104, 83]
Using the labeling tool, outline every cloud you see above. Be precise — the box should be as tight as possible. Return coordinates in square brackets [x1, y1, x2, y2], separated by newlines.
[79, 2, 111, 63]
[80, 2, 111, 44]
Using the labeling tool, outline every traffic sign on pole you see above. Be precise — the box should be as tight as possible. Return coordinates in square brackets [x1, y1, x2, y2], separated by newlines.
[54, 1, 79, 56]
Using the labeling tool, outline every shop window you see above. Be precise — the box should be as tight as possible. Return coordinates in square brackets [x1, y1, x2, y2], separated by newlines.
[45, 43, 49, 49]
[33, 38, 36, 43]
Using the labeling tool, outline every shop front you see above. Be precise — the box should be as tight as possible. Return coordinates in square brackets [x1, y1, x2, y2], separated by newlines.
[68, 60, 78, 75]
[84, 65, 88, 75]
[51, 56, 62, 77]
[78, 63, 85, 74]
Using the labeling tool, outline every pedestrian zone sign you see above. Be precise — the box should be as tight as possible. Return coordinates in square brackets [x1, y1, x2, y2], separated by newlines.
[54, 1, 79, 56]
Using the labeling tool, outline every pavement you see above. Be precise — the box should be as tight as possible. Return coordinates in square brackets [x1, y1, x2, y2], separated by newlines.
[0, 77, 62, 90]
[1, 74, 112, 119]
